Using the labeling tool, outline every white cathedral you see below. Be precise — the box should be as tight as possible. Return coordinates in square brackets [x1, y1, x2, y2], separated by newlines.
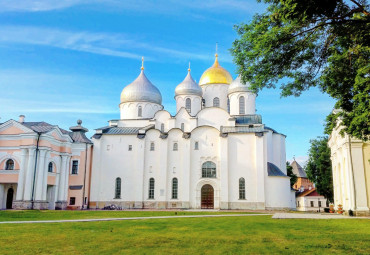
[90, 54, 295, 210]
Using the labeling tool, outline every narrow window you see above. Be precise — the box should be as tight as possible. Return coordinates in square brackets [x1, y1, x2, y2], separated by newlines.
[138, 106, 142, 117]
[181, 123, 184, 131]
[172, 178, 178, 199]
[173, 143, 178, 151]
[239, 96, 245, 114]
[161, 123, 164, 132]
[48, 162, 53, 173]
[213, 97, 220, 107]
[297, 201, 300, 207]
[239, 177, 246, 199]
[5, 159, 14, 170]
[227, 98, 230, 113]
[185, 98, 191, 113]
[150, 142, 155, 151]
[202, 161, 216, 178]
[318, 201, 322, 207]
[128, 145, 132, 151]
[194, 141, 199, 150]
[115, 177, 121, 199]
[69, 197, 76, 205]
[310, 201, 314, 207]
[149, 178, 155, 199]
[84, 197, 88, 205]
[71, 160, 79, 175]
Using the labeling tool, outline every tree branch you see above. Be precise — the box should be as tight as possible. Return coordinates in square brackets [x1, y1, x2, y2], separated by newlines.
[349, 0, 370, 16]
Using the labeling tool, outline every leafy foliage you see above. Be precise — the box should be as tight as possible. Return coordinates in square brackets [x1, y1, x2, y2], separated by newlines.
[232, 0, 370, 140]
[305, 136, 333, 202]
[286, 161, 297, 187]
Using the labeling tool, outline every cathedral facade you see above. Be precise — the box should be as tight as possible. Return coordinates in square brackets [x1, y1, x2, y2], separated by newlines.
[90, 55, 294, 210]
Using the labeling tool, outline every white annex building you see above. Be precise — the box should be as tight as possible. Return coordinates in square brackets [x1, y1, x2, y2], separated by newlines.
[90, 55, 294, 210]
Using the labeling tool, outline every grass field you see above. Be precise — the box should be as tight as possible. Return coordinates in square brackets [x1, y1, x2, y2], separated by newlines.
[0, 212, 369, 254]
[0, 210, 254, 221]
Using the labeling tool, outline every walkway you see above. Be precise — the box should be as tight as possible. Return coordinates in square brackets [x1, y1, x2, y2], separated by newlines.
[0, 213, 270, 224]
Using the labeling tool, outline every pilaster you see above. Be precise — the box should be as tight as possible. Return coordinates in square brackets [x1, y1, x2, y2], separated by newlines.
[15, 148, 28, 201]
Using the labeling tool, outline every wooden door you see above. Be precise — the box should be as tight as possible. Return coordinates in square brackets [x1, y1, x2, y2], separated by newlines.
[201, 184, 214, 209]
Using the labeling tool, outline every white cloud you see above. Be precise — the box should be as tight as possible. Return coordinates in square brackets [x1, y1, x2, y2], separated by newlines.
[0, 0, 265, 14]
[0, 0, 90, 12]
[0, 25, 218, 62]
[288, 155, 309, 167]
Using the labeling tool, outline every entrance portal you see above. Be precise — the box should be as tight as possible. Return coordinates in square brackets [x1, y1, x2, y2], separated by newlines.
[6, 188, 14, 209]
[201, 184, 214, 209]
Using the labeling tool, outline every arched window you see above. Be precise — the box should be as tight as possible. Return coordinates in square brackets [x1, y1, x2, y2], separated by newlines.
[194, 141, 199, 150]
[202, 161, 216, 178]
[115, 177, 121, 199]
[138, 106, 142, 117]
[5, 159, 14, 170]
[181, 123, 184, 131]
[239, 177, 246, 199]
[149, 178, 155, 199]
[150, 142, 155, 151]
[213, 97, 220, 107]
[185, 98, 191, 113]
[173, 143, 178, 151]
[161, 123, 164, 132]
[172, 178, 178, 199]
[227, 98, 230, 113]
[239, 96, 245, 115]
[48, 162, 53, 173]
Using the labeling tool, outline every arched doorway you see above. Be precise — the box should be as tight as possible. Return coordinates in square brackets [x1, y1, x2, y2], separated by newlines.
[201, 184, 214, 209]
[6, 188, 14, 209]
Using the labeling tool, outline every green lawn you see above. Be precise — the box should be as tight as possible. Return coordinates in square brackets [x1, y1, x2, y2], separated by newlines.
[0, 210, 255, 221]
[0, 214, 369, 254]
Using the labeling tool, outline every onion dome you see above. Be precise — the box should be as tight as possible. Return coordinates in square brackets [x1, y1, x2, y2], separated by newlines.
[199, 54, 233, 86]
[228, 75, 252, 95]
[175, 66, 202, 97]
[120, 58, 162, 105]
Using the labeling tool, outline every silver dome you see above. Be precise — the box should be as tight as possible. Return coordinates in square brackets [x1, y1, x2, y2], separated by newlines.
[228, 75, 252, 95]
[121, 70, 162, 105]
[175, 70, 202, 97]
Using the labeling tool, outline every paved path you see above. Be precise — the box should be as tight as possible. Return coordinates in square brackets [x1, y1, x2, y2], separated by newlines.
[0, 213, 271, 224]
[272, 213, 369, 219]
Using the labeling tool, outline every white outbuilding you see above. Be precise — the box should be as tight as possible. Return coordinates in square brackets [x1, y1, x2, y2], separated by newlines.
[90, 55, 294, 210]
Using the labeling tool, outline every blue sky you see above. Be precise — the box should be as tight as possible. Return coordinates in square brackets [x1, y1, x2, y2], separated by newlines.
[0, 0, 335, 165]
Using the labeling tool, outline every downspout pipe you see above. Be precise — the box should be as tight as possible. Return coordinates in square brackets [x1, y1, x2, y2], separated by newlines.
[31, 132, 41, 209]
[81, 142, 88, 210]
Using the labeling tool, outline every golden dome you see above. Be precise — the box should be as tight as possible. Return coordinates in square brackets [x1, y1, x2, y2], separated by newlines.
[199, 54, 233, 86]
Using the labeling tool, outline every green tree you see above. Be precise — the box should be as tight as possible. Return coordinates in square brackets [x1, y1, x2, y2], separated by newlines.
[232, 0, 370, 140]
[286, 161, 297, 187]
[305, 136, 334, 202]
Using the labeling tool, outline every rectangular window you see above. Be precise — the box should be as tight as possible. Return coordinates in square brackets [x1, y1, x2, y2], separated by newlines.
[70, 197, 76, 205]
[84, 197, 88, 205]
[149, 178, 155, 199]
[310, 201, 314, 207]
[128, 145, 132, 151]
[194, 141, 199, 150]
[71, 160, 79, 175]
[318, 201, 322, 207]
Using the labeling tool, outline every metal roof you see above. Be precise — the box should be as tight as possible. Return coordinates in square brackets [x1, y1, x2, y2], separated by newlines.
[267, 162, 287, 177]
[221, 125, 264, 133]
[21, 121, 91, 143]
[291, 160, 307, 178]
